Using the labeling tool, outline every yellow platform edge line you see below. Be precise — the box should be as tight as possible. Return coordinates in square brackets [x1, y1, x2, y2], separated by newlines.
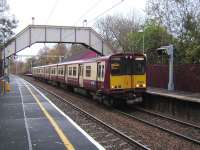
[25, 84, 75, 150]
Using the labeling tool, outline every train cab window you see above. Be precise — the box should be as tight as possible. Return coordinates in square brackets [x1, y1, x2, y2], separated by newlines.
[69, 67, 72, 76]
[73, 67, 76, 76]
[86, 66, 91, 77]
[111, 57, 123, 75]
[133, 58, 145, 74]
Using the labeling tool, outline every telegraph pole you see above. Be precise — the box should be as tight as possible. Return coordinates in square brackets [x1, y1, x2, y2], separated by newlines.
[0, 0, 6, 77]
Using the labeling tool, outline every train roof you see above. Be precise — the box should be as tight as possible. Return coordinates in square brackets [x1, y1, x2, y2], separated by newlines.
[32, 53, 145, 68]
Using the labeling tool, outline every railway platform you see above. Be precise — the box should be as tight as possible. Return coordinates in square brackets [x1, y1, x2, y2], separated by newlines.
[0, 75, 104, 150]
[147, 87, 200, 103]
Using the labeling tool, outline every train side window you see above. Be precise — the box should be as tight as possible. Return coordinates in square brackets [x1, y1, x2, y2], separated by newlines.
[69, 67, 72, 76]
[61, 68, 63, 75]
[86, 66, 91, 77]
[73, 67, 76, 76]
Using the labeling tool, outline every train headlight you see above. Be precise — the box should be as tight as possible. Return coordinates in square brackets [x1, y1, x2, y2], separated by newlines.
[143, 84, 146, 87]
[136, 84, 139, 88]
[111, 85, 114, 89]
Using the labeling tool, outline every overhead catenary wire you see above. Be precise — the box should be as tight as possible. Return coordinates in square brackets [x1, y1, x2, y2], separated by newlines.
[73, 0, 104, 26]
[87, 0, 125, 24]
[45, 0, 60, 24]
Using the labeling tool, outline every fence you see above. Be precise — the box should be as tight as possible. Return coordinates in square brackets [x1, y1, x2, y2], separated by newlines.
[147, 64, 200, 92]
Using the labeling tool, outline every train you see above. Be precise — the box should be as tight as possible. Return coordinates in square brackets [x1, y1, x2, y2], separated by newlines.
[32, 53, 147, 105]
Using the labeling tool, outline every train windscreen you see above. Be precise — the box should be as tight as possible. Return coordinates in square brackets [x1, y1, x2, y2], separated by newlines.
[111, 56, 145, 75]
[133, 57, 146, 74]
[111, 57, 124, 75]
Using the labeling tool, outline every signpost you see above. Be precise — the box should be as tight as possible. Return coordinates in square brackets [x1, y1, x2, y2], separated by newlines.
[157, 44, 174, 91]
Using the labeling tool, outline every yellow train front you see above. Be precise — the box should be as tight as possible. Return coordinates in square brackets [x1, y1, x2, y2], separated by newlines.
[106, 53, 146, 104]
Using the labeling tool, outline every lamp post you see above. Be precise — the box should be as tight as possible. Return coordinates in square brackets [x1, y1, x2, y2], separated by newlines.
[83, 19, 87, 27]
[142, 31, 144, 54]
[0, 30, 5, 77]
[138, 28, 145, 54]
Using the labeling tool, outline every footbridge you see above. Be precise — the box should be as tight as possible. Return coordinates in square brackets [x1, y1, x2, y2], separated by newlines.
[4, 25, 113, 58]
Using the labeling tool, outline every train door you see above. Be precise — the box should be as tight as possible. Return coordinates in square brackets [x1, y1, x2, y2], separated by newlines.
[79, 64, 84, 87]
[97, 62, 104, 89]
[65, 65, 68, 83]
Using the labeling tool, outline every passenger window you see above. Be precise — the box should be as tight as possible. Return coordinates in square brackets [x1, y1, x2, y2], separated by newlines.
[69, 67, 72, 76]
[73, 67, 76, 76]
[86, 66, 91, 77]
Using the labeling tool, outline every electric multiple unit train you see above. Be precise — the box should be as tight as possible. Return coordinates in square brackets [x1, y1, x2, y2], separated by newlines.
[32, 53, 146, 105]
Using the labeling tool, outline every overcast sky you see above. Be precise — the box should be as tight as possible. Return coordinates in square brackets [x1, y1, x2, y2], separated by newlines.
[7, 0, 146, 57]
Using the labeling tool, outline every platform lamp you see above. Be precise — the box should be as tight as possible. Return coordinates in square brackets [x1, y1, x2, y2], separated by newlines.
[157, 44, 174, 91]
[138, 28, 145, 54]
[83, 19, 87, 27]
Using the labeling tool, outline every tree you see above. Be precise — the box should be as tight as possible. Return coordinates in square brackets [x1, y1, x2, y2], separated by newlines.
[95, 13, 141, 52]
[146, 0, 200, 64]
[0, 0, 18, 44]
[35, 43, 68, 66]
[0, 0, 18, 76]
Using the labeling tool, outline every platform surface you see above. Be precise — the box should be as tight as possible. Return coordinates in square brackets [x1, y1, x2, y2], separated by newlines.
[0, 75, 104, 150]
[147, 87, 200, 103]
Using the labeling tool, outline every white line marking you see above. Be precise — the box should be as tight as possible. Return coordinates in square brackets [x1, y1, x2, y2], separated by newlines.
[18, 79, 33, 150]
[21, 78, 105, 150]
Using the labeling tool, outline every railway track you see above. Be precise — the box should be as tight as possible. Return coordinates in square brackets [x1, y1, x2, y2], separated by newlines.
[23, 76, 200, 150]
[117, 107, 200, 145]
[24, 78, 150, 150]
